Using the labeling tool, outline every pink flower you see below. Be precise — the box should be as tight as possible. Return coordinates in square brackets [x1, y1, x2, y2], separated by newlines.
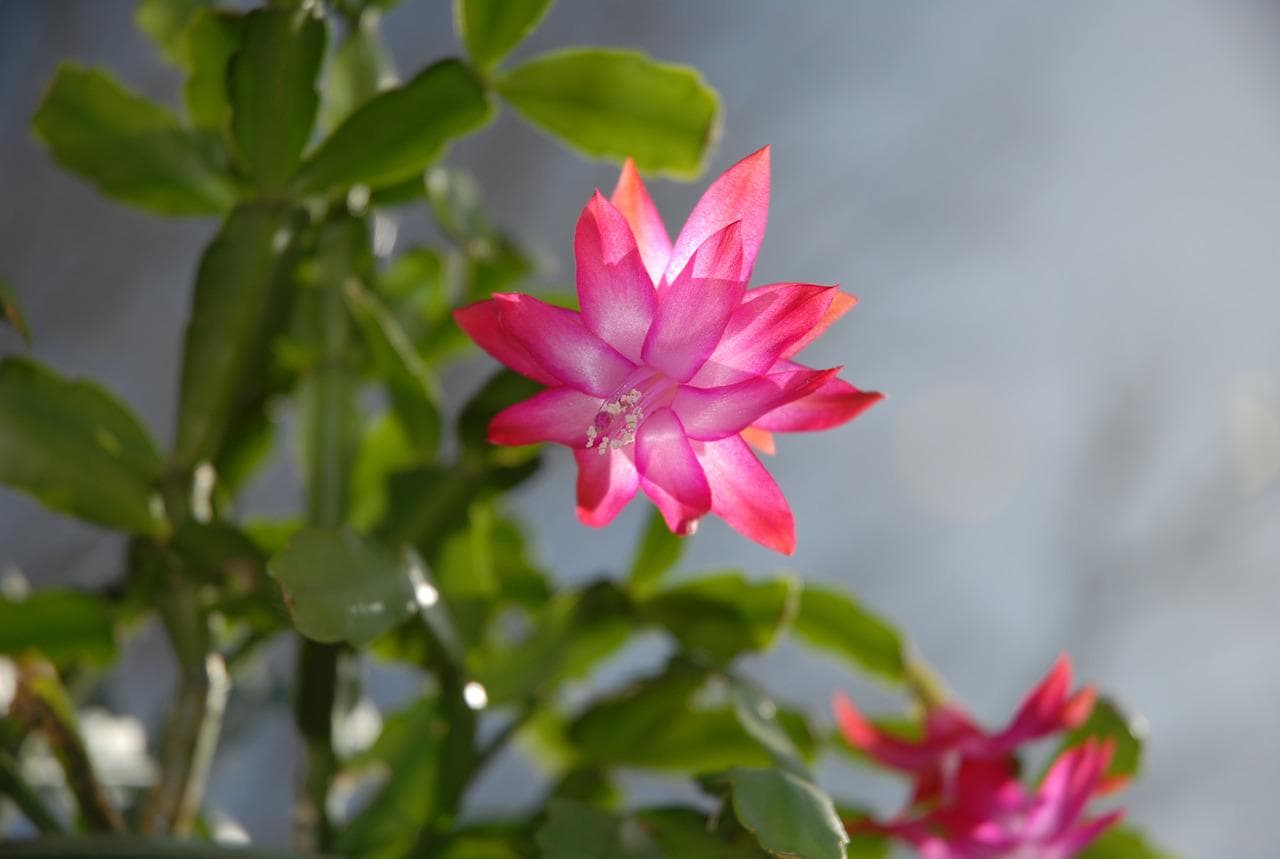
[895, 740, 1124, 859]
[835, 656, 1122, 858]
[454, 148, 880, 553]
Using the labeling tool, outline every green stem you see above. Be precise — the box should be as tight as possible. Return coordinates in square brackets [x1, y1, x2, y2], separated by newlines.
[0, 748, 64, 834]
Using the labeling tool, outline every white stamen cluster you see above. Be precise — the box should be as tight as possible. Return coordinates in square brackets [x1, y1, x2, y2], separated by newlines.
[585, 388, 643, 455]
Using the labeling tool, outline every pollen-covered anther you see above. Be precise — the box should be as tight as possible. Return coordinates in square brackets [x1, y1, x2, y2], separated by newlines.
[585, 387, 646, 454]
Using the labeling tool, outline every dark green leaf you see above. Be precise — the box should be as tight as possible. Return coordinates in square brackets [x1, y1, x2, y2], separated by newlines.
[32, 64, 235, 214]
[173, 205, 290, 469]
[268, 527, 421, 645]
[136, 0, 215, 65]
[792, 584, 906, 685]
[0, 590, 114, 664]
[1058, 696, 1145, 781]
[1079, 826, 1174, 859]
[321, 17, 395, 131]
[731, 682, 808, 779]
[294, 59, 492, 196]
[0, 357, 164, 534]
[536, 800, 662, 859]
[628, 509, 685, 593]
[180, 9, 244, 132]
[728, 768, 849, 859]
[0, 279, 31, 348]
[636, 808, 769, 859]
[457, 370, 543, 460]
[456, 0, 554, 70]
[346, 282, 442, 457]
[497, 49, 720, 177]
[0, 836, 334, 859]
[351, 412, 420, 532]
[338, 697, 442, 859]
[229, 7, 327, 192]
[642, 573, 798, 665]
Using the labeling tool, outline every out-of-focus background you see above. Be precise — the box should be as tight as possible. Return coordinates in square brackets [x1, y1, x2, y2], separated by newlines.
[3, 1, 1279, 855]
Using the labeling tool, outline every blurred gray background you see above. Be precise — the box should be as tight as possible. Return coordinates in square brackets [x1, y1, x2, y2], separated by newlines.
[4, 1, 1280, 855]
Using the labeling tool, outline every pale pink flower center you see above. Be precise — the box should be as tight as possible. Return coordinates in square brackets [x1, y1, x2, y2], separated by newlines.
[584, 367, 678, 455]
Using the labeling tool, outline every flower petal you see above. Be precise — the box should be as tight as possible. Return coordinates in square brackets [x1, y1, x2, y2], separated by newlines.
[691, 283, 839, 386]
[642, 222, 747, 382]
[634, 407, 711, 535]
[665, 146, 770, 286]
[752, 362, 884, 432]
[674, 366, 838, 441]
[693, 434, 795, 554]
[782, 288, 858, 358]
[489, 387, 603, 447]
[453, 300, 559, 386]
[493, 292, 635, 397]
[575, 191, 658, 362]
[610, 158, 672, 287]
[990, 655, 1095, 753]
[575, 447, 640, 527]
[740, 426, 776, 455]
[834, 694, 960, 773]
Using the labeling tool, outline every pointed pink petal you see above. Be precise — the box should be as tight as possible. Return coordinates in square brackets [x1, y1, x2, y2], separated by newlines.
[489, 387, 602, 447]
[575, 447, 639, 527]
[673, 367, 838, 441]
[610, 158, 672, 286]
[634, 408, 711, 535]
[492, 293, 635, 397]
[740, 427, 777, 456]
[454, 300, 559, 386]
[665, 146, 770, 286]
[752, 361, 884, 432]
[782, 288, 858, 358]
[1061, 810, 1125, 855]
[833, 694, 957, 772]
[693, 434, 795, 554]
[691, 283, 839, 386]
[642, 223, 747, 382]
[575, 192, 658, 362]
[991, 655, 1085, 752]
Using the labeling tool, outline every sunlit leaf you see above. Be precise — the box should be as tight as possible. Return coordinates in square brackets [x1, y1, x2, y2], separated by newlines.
[1079, 826, 1175, 859]
[33, 64, 235, 214]
[0, 590, 115, 664]
[792, 584, 906, 685]
[268, 527, 421, 645]
[728, 768, 849, 859]
[1058, 696, 1145, 781]
[136, 0, 215, 66]
[229, 6, 327, 192]
[0, 357, 164, 535]
[180, 9, 243, 133]
[294, 59, 492, 196]
[455, 0, 554, 70]
[497, 49, 720, 177]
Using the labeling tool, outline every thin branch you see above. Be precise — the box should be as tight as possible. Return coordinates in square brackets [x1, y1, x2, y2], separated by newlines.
[0, 747, 64, 834]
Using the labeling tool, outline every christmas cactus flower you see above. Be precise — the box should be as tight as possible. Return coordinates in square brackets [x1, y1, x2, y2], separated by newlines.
[892, 740, 1124, 859]
[454, 147, 881, 553]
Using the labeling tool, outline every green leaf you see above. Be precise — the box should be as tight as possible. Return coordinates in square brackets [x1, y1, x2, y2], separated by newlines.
[267, 527, 421, 645]
[0, 357, 164, 534]
[731, 682, 808, 779]
[0, 590, 115, 664]
[497, 49, 720, 178]
[455, 0, 554, 70]
[0, 836, 335, 859]
[136, 0, 215, 65]
[1079, 826, 1175, 859]
[0, 278, 31, 348]
[173, 205, 290, 469]
[536, 800, 662, 859]
[1058, 696, 1145, 781]
[32, 64, 235, 215]
[180, 9, 244, 133]
[294, 59, 492, 196]
[229, 7, 327, 192]
[728, 768, 849, 859]
[642, 573, 798, 665]
[346, 282, 442, 457]
[456, 370, 544, 460]
[636, 808, 770, 859]
[627, 508, 685, 593]
[338, 697, 442, 859]
[321, 17, 395, 131]
[351, 412, 421, 532]
[792, 584, 906, 685]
